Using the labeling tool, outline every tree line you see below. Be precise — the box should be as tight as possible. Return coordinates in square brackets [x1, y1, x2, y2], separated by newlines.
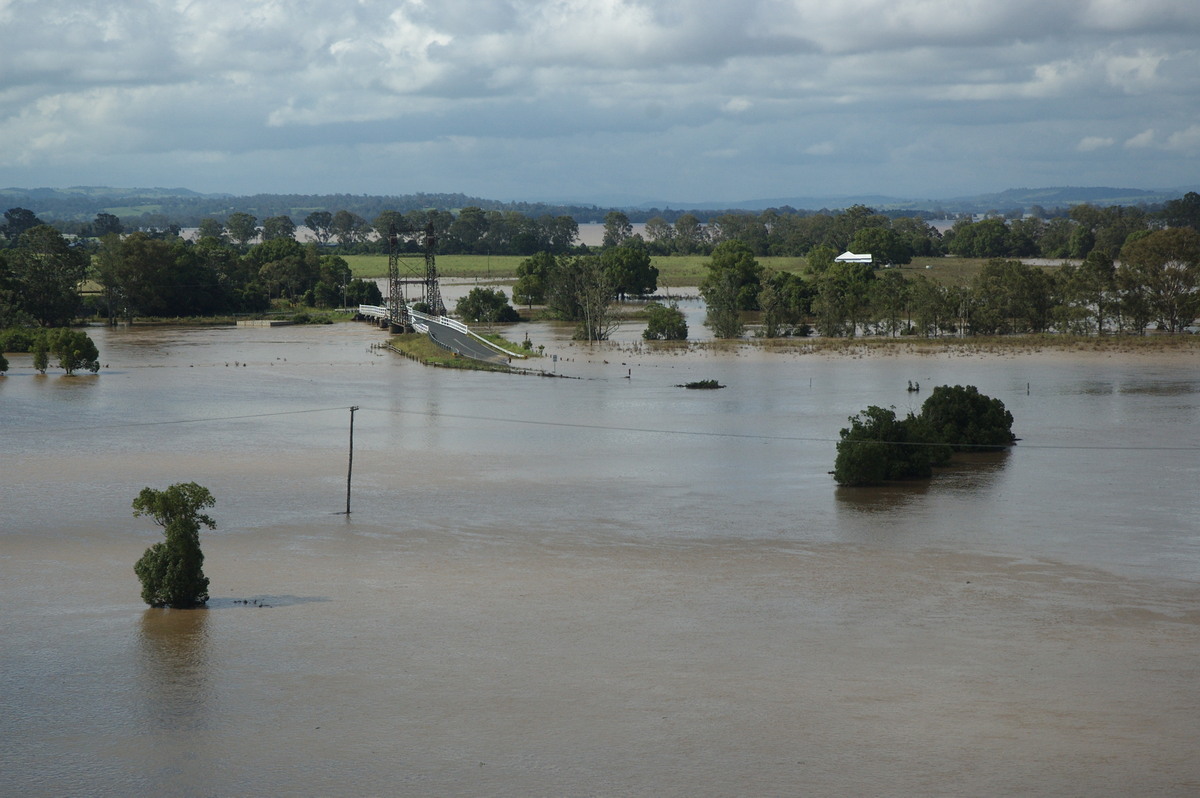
[640, 193, 1200, 262]
[3, 193, 1199, 337]
[7, 191, 1200, 262]
[696, 228, 1200, 338]
[0, 209, 383, 325]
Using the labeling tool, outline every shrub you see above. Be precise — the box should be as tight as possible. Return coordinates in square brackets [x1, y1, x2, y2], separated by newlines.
[643, 302, 688, 340]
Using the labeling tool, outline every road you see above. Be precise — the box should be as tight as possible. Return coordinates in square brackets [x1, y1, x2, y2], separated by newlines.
[423, 317, 512, 365]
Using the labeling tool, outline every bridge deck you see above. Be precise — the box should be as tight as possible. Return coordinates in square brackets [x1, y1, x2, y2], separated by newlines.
[357, 305, 524, 365]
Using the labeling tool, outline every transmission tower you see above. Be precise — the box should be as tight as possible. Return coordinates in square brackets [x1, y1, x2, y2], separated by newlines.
[422, 221, 445, 316]
[386, 225, 412, 333]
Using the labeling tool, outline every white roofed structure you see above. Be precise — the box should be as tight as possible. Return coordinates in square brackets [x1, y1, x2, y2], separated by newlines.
[835, 251, 873, 264]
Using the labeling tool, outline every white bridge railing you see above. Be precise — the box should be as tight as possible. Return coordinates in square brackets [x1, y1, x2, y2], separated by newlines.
[358, 304, 526, 359]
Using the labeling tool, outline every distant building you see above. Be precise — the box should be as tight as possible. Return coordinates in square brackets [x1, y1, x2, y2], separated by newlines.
[834, 251, 873, 264]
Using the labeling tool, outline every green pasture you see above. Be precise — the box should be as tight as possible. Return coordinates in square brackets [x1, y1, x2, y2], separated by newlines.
[344, 253, 1017, 288]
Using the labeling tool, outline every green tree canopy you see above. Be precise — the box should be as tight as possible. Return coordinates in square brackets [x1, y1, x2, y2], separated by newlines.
[602, 211, 633, 248]
[455, 286, 519, 323]
[834, 385, 1014, 486]
[850, 227, 913, 266]
[225, 212, 259, 246]
[261, 215, 297, 242]
[545, 255, 618, 340]
[304, 211, 334, 245]
[513, 251, 555, 306]
[1118, 227, 1200, 333]
[919, 385, 1016, 450]
[642, 302, 688, 340]
[92, 212, 123, 238]
[196, 218, 225, 241]
[834, 406, 949, 486]
[9, 225, 88, 326]
[133, 482, 215, 609]
[701, 240, 763, 311]
[47, 328, 100, 375]
[602, 242, 658, 299]
[2, 207, 44, 240]
[812, 261, 874, 337]
[1161, 191, 1200, 231]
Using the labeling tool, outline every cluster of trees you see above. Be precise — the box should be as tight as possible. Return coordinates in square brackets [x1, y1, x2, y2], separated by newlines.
[4, 191, 1199, 338]
[697, 241, 813, 338]
[511, 243, 659, 340]
[0, 216, 383, 325]
[195, 207, 583, 256]
[834, 385, 1016, 486]
[455, 287, 520, 324]
[696, 227, 1200, 338]
[0, 223, 91, 327]
[942, 204, 1156, 260]
[1, 187, 606, 234]
[641, 205, 942, 262]
[0, 328, 101, 375]
[638, 192, 1200, 263]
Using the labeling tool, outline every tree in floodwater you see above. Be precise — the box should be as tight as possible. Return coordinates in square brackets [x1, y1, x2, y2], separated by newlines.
[919, 385, 1016, 451]
[833, 406, 949, 486]
[47, 328, 100, 375]
[642, 302, 688, 340]
[834, 385, 1014, 486]
[133, 483, 215, 609]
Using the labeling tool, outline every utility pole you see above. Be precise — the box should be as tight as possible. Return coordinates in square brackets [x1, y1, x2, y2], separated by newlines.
[345, 406, 359, 515]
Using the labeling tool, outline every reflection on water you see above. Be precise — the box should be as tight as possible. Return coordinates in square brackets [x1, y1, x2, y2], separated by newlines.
[834, 451, 1009, 512]
[1118, 379, 1199, 396]
[137, 609, 212, 732]
[935, 450, 1012, 489]
[835, 480, 932, 513]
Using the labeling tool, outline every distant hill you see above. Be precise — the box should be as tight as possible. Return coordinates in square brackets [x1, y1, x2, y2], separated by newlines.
[2, 184, 1194, 225]
[630, 186, 1195, 214]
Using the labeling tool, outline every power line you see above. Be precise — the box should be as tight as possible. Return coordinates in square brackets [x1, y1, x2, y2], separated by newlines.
[3, 406, 351, 435]
[362, 407, 1200, 452]
[5, 404, 1199, 451]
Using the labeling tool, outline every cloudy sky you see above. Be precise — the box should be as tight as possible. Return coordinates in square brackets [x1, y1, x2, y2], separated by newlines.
[1, 0, 1198, 204]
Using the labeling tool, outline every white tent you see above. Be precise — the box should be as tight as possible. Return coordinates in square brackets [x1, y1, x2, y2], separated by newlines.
[835, 251, 873, 264]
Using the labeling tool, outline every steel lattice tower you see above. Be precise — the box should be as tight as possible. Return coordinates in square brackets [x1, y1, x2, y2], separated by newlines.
[386, 225, 411, 332]
[422, 222, 445, 316]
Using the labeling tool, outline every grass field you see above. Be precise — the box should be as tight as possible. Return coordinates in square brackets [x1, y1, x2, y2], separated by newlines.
[343, 253, 1030, 287]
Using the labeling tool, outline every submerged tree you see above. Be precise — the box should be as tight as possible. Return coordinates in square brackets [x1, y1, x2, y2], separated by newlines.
[133, 483, 215, 609]
[919, 385, 1016, 451]
[48, 328, 100, 375]
[834, 385, 1014, 486]
[834, 406, 949, 486]
[642, 302, 688, 340]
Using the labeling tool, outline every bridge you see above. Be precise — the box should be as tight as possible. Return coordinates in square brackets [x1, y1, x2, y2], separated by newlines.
[357, 304, 525, 365]
[359, 219, 524, 365]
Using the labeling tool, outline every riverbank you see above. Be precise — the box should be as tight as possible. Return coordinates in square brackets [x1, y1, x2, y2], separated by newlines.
[714, 332, 1200, 357]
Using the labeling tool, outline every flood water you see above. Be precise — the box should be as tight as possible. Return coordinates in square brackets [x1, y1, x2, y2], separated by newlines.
[2, 322, 1199, 796]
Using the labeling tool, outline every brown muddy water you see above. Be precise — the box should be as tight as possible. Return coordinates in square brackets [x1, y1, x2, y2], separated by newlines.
[2, 323, 1199, 797]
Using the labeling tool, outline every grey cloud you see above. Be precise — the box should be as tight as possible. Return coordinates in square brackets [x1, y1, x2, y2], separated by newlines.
[0, 0, 1197, 201]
